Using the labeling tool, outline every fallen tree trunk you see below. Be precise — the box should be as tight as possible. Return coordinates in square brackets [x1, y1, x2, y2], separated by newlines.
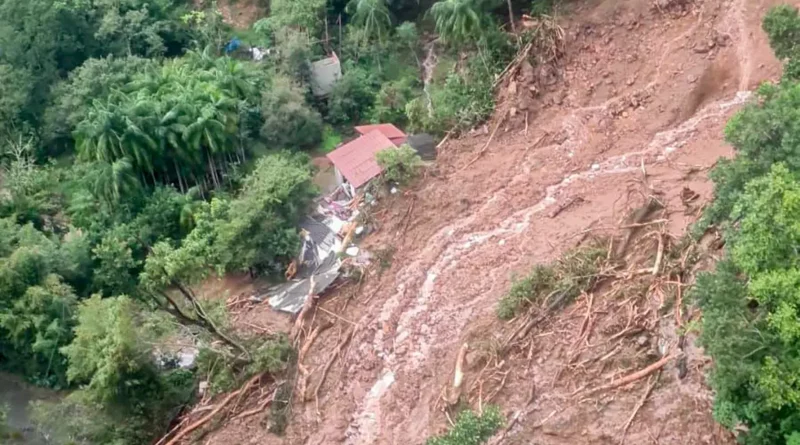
[581, 354, 673, 398]
[162, 373, 263, 445]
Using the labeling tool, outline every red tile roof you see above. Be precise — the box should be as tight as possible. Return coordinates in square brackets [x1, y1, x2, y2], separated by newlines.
[326, 130, 396, 188]
[354, 124, 407, 146]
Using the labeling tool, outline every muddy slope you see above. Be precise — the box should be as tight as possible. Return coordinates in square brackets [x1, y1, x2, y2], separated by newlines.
[209, 0, 782, 443]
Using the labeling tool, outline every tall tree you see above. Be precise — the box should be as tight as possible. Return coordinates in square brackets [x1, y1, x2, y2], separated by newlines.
[428, 0, 488, 45]
[347, 0, 393, 45]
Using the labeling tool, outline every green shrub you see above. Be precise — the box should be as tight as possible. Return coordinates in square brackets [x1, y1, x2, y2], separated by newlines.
[327, 65, 379, 126]
[694, 9, 800, 442]
[376, 145, 423, 185]
[410, 70, 495, 134]
[260, 75, 324, 150]
[496, 243, 607, 320]
[695, 166, 800, 444]
[369, 75, 421, 126]
[426, 406, 504, 445]
[496, 266, 557, 320]
[530, 0, 556, 17]
[320, 125, 343, 153]
[703, 80, 800, 227]
[763, 5, 800, 60]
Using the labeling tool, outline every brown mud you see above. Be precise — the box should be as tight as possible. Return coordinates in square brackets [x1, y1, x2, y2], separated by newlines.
[203, 0, 783, 443]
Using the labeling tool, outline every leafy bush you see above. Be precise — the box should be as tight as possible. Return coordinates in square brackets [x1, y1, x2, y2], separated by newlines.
[376, 145, 423, 185]
[530, 0, 556, 17]
[327, 65, 379, 126]
[426, 406, 504, 445]
[409, 71, 495, 134]
[496, 265, 557, 320]
[695, 7, 800, 443]
[49, 295, 195, 445]
[763, 5, 800, 60]
[696, 165, 800, 444]
[263, 0, 326, 36]
[497, 243, 607, 320]
[260, 76, 324, 150]
[369, 75, 421, 126]
[407, 29, 512, 134]
[320, 125, 343, 152]
[702, 79, 800, 227]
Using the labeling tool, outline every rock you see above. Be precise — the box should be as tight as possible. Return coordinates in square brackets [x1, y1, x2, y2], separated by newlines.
[508, 80, 518, 95]
[622, 111, 629, 118]
[520, 60, 535, 83]
[688, 74, 698, 83]
[637, 334, 649, 347]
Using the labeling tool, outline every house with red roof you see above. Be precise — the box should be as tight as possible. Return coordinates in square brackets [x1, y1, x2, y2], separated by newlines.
[326, 123, 407, 189]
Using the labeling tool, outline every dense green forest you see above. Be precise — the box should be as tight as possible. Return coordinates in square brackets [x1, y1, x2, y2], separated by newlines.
[0, 0, 548, 442]
[695, 5, 800, 444]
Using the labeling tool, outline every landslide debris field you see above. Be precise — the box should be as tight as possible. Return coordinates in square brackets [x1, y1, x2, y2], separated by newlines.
[205, 0, 783, 443]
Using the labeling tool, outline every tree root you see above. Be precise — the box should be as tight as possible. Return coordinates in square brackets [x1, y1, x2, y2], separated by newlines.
[162, 373, 263, 445]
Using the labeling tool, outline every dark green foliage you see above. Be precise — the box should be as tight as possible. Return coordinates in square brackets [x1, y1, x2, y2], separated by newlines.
[0, 144, 63, 228]
[212, 152, 317, 273]
[414, 70, 495, 133]
[529, 0, 556, 17]
[426, 406, 504, 445]
[327, 65, 380, 125]
[73, 53, 265, 194]
[264, 0, 327, 36]
[697, 7, 800, 443]
[764, 5, 800, 60]
[408, 29, 514, 134]
[0, 219, 90, 387]
[347, 0, 393, 46]
[376, 144, 424, 184]
[37, 295, 195, 445]
[369, 75, 421, 125]
[428, 0, 493, 46]
[196, 336, 293, 396]
[496, 243, 607, 320]
[43, 56, 156, 150]
[260, 76, 324, 149]
[703, 79, 800, 226]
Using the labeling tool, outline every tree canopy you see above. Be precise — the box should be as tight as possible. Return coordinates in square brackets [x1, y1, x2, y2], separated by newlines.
[696, 5, 800, 444]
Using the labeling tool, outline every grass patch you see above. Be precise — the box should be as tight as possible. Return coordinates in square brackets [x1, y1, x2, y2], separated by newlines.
[319, 125, 343, 153]
[426, 406, 504, 445]
[497, 243, 609, 320]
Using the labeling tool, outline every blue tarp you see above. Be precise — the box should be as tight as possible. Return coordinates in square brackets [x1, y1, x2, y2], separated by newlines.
[224, 38, 241, 54]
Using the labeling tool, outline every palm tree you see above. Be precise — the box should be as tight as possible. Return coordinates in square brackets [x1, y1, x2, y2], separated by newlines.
[90, 158, 141, 206]
[428, 0, 486, 45]
[347, 0, 392, 45]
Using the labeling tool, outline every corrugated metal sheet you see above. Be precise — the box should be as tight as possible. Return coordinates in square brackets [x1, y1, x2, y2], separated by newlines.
[326, 130, 396, 188]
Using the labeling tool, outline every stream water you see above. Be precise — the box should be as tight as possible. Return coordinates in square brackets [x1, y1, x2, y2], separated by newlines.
[0, 372, 58, 444]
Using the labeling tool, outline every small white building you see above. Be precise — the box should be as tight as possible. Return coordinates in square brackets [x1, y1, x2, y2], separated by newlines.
[310, 52, 342, 97]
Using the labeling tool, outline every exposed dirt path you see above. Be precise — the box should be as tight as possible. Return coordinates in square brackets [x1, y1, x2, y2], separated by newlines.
[208, 0, 782, 443]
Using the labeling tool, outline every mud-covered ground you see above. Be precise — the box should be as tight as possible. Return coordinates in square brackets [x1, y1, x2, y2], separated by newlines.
[204, 0, 783, 443]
